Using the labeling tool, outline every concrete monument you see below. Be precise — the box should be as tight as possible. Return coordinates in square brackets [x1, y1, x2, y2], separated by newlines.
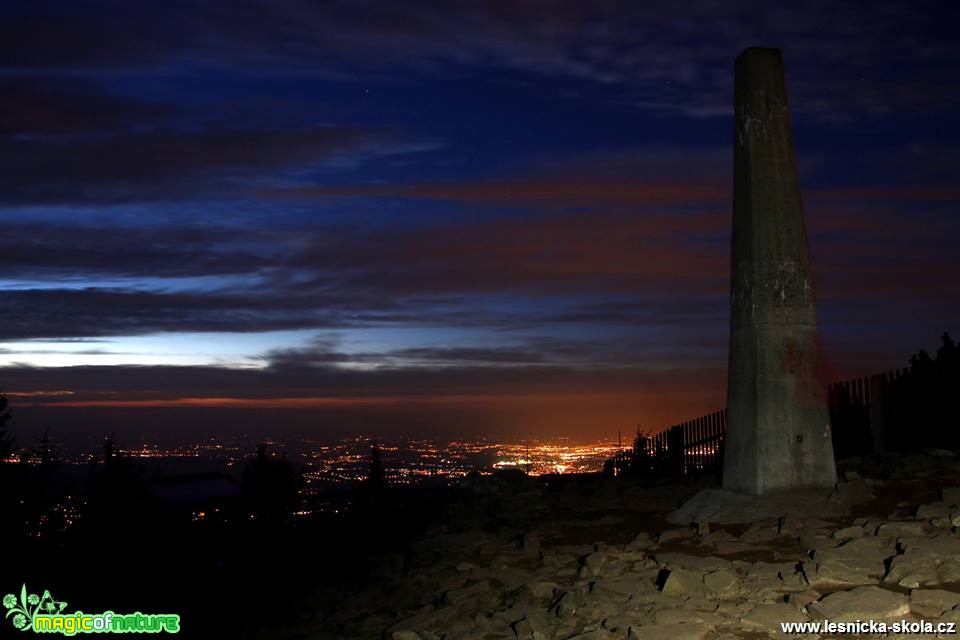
[722, 47, 837, 494]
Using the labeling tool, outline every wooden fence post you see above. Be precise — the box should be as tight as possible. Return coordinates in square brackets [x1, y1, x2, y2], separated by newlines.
[869, 373, 886, 453]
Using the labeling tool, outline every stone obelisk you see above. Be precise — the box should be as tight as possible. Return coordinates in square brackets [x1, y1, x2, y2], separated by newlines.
[722, 48, 836, 494]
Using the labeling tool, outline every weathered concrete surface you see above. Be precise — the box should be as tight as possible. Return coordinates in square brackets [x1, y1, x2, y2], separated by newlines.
[666, 486, 848, 524]
[723, 47, 837, 494]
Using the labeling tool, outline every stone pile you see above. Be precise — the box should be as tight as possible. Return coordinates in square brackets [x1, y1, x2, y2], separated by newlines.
[263, 451, 960, 640]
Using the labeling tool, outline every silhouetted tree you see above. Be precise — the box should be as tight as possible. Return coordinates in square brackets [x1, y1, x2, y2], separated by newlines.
[630, 430, 652, 476]
[629, 429, 677, 476]
[33, 428, 57, 467]
[0, 392, 14, 460]
[0, 393, 23, 542]
[84, 434, 150, 541]
[242, 443, 300, 524]
[907, 334, 958, 446]
[23, 428, 63, 538]
[884, 332, 960, 450]
[367, 442, 386, 494]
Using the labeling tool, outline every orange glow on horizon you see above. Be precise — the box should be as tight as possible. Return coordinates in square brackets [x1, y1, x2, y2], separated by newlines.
[18, 390, 658, 409]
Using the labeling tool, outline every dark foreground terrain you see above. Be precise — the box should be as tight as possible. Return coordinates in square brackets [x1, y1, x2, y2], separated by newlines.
[257, 451, 960, 640]
[8, 449, 960, 640]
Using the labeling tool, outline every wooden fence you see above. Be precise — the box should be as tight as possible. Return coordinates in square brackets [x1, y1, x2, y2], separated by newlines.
[827, 367, 910, 458]
[610, 366, 918, 477]
[619, 409, 726, 477]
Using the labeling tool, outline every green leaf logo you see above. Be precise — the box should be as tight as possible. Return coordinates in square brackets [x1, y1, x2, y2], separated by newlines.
[3, 584, 62, 632]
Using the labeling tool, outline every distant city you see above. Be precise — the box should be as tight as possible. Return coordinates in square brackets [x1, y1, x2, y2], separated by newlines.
[11, 435, 624, 487]
[0, 435, 625, 534]
[301, 436, 623, 486]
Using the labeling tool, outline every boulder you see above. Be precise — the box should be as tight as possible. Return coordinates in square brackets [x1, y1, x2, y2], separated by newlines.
[739, 603, 809, 628]
[738, 573, 788, 602]
[443, 580, 491, 605]
[876, 521, 930, 537]
[657, 527, 695, 544]
[910, 589, 960, 617]
[566, 630, 620, 640]
[703, 569, 738, 595]
[487, 602, 540, 626]
[660, 567, 705, 597]
[785, 591, 820, 611]
[627, 622, 711, 640]
[737, 523, 780, 543]
[515, 580, 559, 602]
[542, 550, 578, 570]
[898, 534, 960, 558]
[831, 478, 875, 505]
[580, 550, 612, 577]
[806, 558, 876, 587]
[699, 529, 736, 547]
[654, 608, 725, 626]
[627, 532, 655, 550]
[550, 588, 587, 618]
[942, 606, 960, 623]
[491, 567, 533, 591]
[807, 586, 910, 622]
[387, 605, 461, 636]
[832, 525, 866, 540]
[654, 552, 732, 573]
[915, 502, 953, 520]
[937, 559, 960, 582]
[511, 616, 549, 640]
[714, 601, 755, 621]
[591, 575, 657, 599]
[708, 541, 757, 555]
[805, 536, 897, 588]
[798, 527, 835, 552]
[942, 487, 960, 506]
[884, 536, 960, 587]
[885, 553, 939, 588]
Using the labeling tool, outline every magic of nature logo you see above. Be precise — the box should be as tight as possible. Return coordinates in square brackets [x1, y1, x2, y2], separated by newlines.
[3, 584, 180, 635]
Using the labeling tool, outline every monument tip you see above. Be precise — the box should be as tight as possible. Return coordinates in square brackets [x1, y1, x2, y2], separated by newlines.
[736, 47, 783, 63]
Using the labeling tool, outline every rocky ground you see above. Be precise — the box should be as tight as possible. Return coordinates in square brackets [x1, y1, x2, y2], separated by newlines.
[263, 450, 960, 640]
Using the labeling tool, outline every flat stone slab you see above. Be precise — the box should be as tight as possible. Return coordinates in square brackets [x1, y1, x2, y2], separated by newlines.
[910, 588, 960, 617]
[666, 487, 849, 524]
[740, 602, 809, 628]
[807, 586, 910, 622]
[627, 622, 711, 640]
[654, 552, 733, 573]
[660, 567, 706, 597]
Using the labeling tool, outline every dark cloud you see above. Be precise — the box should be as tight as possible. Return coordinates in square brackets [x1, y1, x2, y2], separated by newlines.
[0, 183, 955, 342]
[3, 1, 957, 121]
[261, 333, 722, 371]
[0, 287, 378, 340]
[0, 221, 273, 279]
[0, 125, 432, 205]
[0, 78, 172, 135]
[266, 178, 728, 207]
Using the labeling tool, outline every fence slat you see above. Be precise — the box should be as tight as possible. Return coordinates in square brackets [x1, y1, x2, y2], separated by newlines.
[626, 365, 909, 477]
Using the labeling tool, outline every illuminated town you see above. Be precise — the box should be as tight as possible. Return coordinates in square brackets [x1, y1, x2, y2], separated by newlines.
[299, 436, 623, 487]
[14, 435, 625, 486]
[7, 435, 626, 530]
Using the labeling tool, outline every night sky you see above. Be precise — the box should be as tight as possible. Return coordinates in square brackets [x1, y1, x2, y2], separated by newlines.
[2, 1, 958, 444]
